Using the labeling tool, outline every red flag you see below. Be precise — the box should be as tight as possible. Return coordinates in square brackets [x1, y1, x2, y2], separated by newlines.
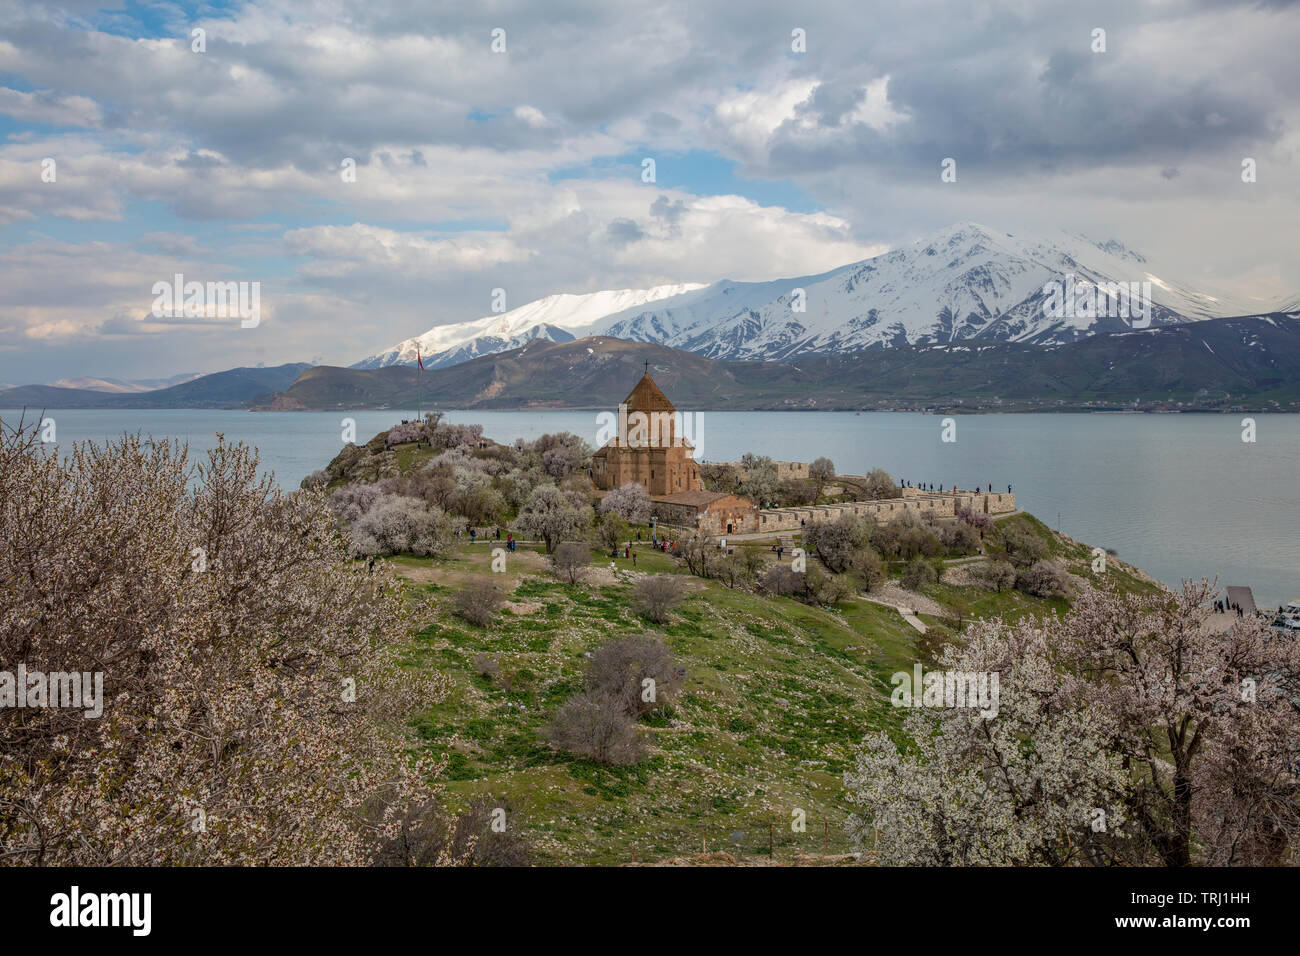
[417, 348, 424, 371]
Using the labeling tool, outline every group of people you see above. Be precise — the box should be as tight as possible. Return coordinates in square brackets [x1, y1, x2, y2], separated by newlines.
[1215, 599, 1247, 617]
[899, 480, 1012, 495]
[649, 533, 677, 553]
[605, 535, 679, 567]
[608, 544, 639, 566]
[456, 526, 504, 544]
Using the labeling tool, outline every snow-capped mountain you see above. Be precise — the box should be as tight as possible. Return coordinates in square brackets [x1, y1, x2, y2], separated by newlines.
[356, 222, 1261, 368]
[1270, 292, 1300, 314]
[45, 372, 204, 393]
[353, 284, 704, 369]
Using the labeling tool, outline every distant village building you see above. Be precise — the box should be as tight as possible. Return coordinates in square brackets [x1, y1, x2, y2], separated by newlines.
[592, 371, 760, 534]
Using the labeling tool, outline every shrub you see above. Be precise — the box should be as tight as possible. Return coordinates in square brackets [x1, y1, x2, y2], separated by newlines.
[714, 548, 767, 589]
[369, 797, 532, 867]
[804, 565, 855, 607]
[630, 574, 688, 624]
[956, 505, 994, 531]
[386, 421, 426, 445]
[350, 494, 454, 557]
[809, 456, 835, 488]
[899, 526, 943, 560]
[542, 446, 578, 478]
[737, 453, 780, 506]
[454, 581, 504, 626]
[739, 547, 767, 584]
[0, 426, 447, 865]
[915, 624, 959, 667]
[938, 521, 982, 556]
[971, 559, 1017, 592]
[597, 510, 630, 551]
[999, 522, 1048, 568]
[850, 546, 887, 591]
[759, 565, 803, 598]
[300, 468, 329, 490]
[775, 478, 819, 507]
[548, 692, 646, 765]
[532, 431, 590, 459]
[674, 530, 718, 578]
[861, 467, 901, 500]
[586, 635, 682, 718]
[599, 482, 652, 524]
[715, 552, 745, 589]
[871, 514, 941, 560]
[473, 653, 500, 681]
[452, 485, 505, 525]
[329, 481, 382, 523]
[516, 484, 593, 553]
[552, 541, 591, 585]
[901, 556, 938, 591]
[699, 462, 741, 494]
[428, 421, 483, 452]
[804, 514, 873, 573]
[1015, 560, 1072, 599]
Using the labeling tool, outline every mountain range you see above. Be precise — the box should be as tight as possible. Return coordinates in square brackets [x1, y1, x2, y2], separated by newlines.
[268, 314, 1300, 412]
[6, 222, 1296, 412]
[355, 222, 1277, 370]
[44, 372, 204, 394]
[7, 314, 1298, 413]
[0, 364, 311, 409]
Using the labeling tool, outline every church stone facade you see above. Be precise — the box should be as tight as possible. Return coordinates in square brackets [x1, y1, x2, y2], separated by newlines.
[590, 373, 702, 496]
[592, 372, 760, 535]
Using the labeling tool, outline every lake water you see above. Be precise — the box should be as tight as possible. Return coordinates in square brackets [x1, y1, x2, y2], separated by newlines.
[5, 407, 1297, 610]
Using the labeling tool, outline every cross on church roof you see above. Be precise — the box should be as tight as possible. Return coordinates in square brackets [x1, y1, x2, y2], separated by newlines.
[644, 359, 649, 374]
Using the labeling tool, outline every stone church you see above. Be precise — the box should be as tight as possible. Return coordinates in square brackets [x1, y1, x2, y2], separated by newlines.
[591, 370, 760, 535]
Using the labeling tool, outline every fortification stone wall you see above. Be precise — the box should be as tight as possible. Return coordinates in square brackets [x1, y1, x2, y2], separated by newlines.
[756, 492, 1016, 533]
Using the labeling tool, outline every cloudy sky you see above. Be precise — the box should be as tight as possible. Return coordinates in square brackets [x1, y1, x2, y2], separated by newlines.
[1, 0, 1297, 384]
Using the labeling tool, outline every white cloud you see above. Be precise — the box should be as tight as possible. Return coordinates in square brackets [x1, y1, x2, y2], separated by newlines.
[712, 79, 819, 161]
[0, 0, 1296, 382]
[0, 87, 102, 127]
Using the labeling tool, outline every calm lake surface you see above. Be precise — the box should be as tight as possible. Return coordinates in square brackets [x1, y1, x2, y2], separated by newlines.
[6, 407, 1297, 609]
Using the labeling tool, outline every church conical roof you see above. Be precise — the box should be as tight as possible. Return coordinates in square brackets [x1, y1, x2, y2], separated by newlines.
[623, 372, 676, 413]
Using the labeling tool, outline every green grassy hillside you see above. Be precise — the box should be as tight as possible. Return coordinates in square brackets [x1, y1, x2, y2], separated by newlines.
[386, 512, 1156, 865]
